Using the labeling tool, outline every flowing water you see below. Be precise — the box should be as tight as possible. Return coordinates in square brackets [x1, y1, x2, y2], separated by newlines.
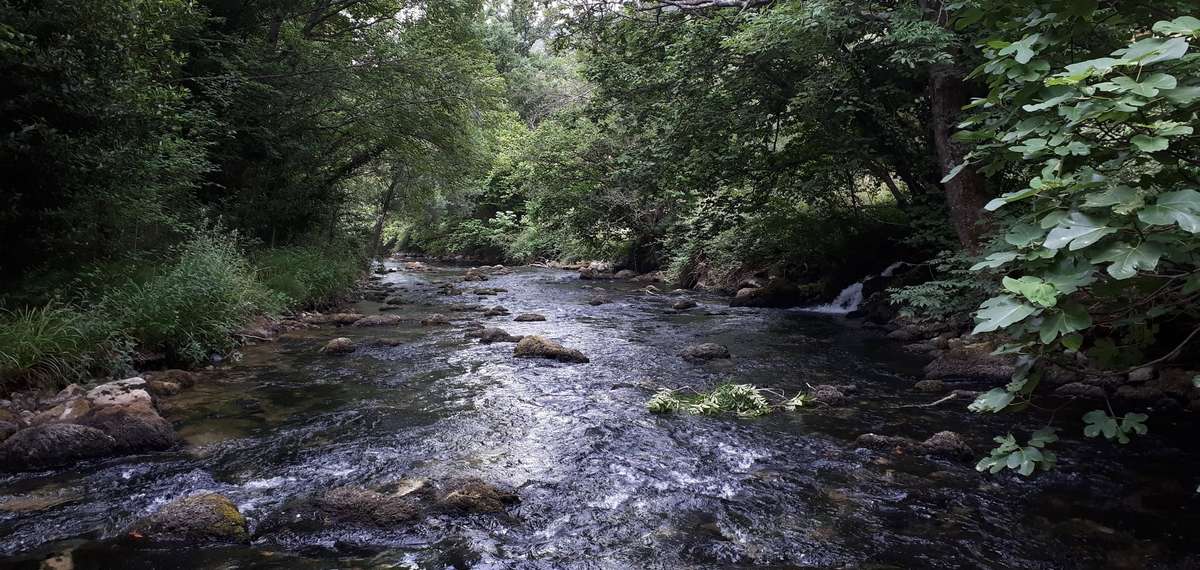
[2, 262, 1199, 569]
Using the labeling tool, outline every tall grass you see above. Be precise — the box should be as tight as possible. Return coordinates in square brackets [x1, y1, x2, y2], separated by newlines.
[101, 234, 286, 365]
[254, 246, 362, 309]
[2, 234, 364, 392]
[0, 303, 114, 392]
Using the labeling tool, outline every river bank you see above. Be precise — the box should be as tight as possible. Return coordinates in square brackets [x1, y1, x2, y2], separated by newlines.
[2, 260, 1199, 568]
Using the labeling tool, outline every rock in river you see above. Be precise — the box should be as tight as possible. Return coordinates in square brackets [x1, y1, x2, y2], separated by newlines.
[0, 423, 117, 471]
[483, 306, 510, 317]
[320, 337, 356, 354]
[513, 312, 547, 322]
[128, 493, 249, 544]
[467, 327, 523, 344]
[352, 315, 402, 327]
[672, 300, 698, 310]
[77, 402, 178, 453]
[514, 336, 589, 363]
[435, 478, 518, 513]
[678, 343, 731, 362]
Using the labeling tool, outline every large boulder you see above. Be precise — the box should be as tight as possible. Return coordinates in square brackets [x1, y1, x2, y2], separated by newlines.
[86, 378, 153, 409]
[729, 279, 822, 309]
[514, 336, 589, 363]
[77, 403, 178, 453]
[923, 342, 1015, 381]
[614, 269, 637, 279]
[0, 423, 117, 471]
[259, 486, 421, 534]
[678, 343, 731, 362]
[27, 397, 92, 426]
[128, 494, 249, 544]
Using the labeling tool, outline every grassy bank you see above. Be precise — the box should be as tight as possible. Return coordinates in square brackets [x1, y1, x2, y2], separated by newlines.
[0, 235, 363, 395]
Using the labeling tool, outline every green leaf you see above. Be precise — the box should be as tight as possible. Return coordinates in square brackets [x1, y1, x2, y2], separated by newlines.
[1091, 241, 1165, 279]
[1061, 333, 1083, 351]
[1039, 303, 1091, 344]
[1153, 16, 1200, 36]
[971, 251, 1018, 270]
[1043, 212, 1116, 251]
[1083, 186, 1140, 210]
[1003, 275, 1059, 307]
[1116, 37, 1190, 65]
[1162, 85, 1200, 105]
[1137, 189, 1200, 233]
[1005, 223, 1044, 247]
[1131, 134, 1169, 152]
[941, 162, 966, 183]
[969, 388, 1016, 413]
[1000, 34, 1040, 64]
[973, 295, 1040, 334]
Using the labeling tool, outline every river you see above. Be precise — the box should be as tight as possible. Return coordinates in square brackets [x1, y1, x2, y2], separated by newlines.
[1, 261, 1198, 568]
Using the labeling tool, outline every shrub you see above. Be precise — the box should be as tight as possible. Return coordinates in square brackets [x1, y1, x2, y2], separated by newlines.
[255, 246, 362, 309]
[0, 303, 120, 392]
[101, 234, 284, 365]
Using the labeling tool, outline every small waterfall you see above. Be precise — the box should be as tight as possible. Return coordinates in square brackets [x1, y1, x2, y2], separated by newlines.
[801, 261, 907, 315]
[805, 282, 864, 314]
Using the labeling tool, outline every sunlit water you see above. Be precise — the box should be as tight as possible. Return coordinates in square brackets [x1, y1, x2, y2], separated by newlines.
[2, 263, 1198, 568]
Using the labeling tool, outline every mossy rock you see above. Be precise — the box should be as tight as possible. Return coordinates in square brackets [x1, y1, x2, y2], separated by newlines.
[129, 493, 249, 544]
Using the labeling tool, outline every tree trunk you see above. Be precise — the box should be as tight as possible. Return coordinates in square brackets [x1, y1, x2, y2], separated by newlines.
[928, 64, 991, 253]
[368, 176, 399, 264]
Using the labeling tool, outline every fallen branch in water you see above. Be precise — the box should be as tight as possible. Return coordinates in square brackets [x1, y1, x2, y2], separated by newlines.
[893, 393, 958, 409]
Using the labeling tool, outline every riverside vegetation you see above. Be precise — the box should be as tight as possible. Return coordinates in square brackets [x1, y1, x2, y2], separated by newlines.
[1, 0, 1200, 563]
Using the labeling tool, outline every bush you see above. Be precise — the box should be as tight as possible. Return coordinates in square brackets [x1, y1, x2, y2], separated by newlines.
[101, 234, 284, 365]
[0, 303, 122, 392]
[255, 246, 362, 309]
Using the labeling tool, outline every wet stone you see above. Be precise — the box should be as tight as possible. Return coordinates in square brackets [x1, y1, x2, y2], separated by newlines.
[467, 327, 523, 344]
[435, 478, 518, 514]
[513, 313, 547, 322]
[679, 343, 731, 362]
[514, 336, 589, 364]
[320, 337, 356, 354]
[0, 423, 118, 471]
[128, 493, 249, 544]
[352, 315, 402, 327]
[672, 300, 698, 310]
[482, 306, 510, 317]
